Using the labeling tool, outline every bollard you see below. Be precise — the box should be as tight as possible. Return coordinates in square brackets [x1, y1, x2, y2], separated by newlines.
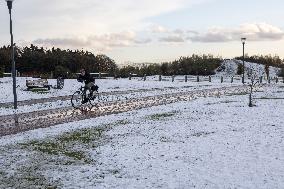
[159, 75, 162, 81]
[143, 74, 146, 81]
[57, 77, 64, 89]
[268, 77, 270, 84]
[231, 77, 233, 83]
[209, 76, 211, 82]
[242, 77, 244, 84]
[276, 77, 278, 83]
[221, 76, 223, 83]
[259, 76, 262, 83]
[99, 72, 102, 79]
[172, 75, 175, 82]
[185, 75, 188, 82]
[129, 75, 131, 80]
[197, 76, 200, 82]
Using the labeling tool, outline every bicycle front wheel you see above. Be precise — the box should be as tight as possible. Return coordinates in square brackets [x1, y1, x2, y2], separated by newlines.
[71, 91, 83, 109]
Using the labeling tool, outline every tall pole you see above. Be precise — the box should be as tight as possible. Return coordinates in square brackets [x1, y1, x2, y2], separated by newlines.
[242, 41, 245, 84]
[7, 0, 17, 109]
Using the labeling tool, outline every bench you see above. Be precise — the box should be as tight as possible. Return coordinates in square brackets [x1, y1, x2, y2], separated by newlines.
[26, 79, 51, 90]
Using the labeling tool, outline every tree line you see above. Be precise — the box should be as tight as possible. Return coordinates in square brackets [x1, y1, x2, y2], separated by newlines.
[235, 55, 284, 68]
[1, 45, 284, 78]
[119, 55, 222, 77]
[0, 45, 117, 78]
[235, 55, 284, 77]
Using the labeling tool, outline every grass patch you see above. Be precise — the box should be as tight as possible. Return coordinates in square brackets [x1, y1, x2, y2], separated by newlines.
[254, 97, 284, 100]
[192, 131, 215, 137]
[30, 88, 50, 94]
[1, 119, 130, 188]
[206, 100, 237, 105]
[226, 92, 248, 96]
[20, 119, 130, 163]
[0, 155, 60, 189]
[148, 112, 176, 121]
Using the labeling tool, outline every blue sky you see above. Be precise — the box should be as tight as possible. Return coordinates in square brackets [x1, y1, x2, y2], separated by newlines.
[0, 0, 283, 64]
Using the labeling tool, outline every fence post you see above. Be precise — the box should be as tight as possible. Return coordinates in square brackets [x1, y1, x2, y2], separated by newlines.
[231, 77, 233, 83]
[221, 76, 223, 83]
[259, 76, 262, 83]
[276, 77, 278, 83]
[159, 75, 162, 81]
[143, 74, 146, 81]
[56, 77, 65, 89]
[242, 76, 244, 84]
[197, 75, 200, 82]
[268, 77, 270, 84]
[99, 72, 102, 79]
[129, 74, 132, 80]
[172, 75, 175, 82]
[209, 76, 211, 82]
[185, 75, 187, 82]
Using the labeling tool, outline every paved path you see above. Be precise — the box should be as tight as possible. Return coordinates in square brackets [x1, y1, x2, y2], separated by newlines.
[0, 86, 196, 108]
[0, 86, 251, 137]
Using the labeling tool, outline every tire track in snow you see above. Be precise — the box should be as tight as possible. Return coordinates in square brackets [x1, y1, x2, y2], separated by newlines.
[0, 86, 252, 136]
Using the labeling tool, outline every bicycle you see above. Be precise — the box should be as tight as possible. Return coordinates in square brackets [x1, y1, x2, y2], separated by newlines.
[71, 86, 99, 109]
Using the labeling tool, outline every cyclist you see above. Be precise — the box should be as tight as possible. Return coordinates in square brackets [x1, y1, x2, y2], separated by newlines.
[77, 69, 98, 103]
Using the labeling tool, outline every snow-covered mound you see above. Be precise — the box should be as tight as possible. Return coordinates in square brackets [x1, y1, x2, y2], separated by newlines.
[216, 59, 281, 77]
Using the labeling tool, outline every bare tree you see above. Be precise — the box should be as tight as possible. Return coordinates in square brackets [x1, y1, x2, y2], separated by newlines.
[248, 68, 263, 107]
[248, 76, 258, 107]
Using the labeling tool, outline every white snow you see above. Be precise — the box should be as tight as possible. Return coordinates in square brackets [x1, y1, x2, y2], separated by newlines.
[216, 59, 281, 77]
[0, 62, 283, 188]
[0, 76, 246, 116]
[0, 81, 283, 188]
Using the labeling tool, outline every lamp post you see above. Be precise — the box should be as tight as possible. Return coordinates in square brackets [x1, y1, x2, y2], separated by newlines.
[241, 37, 246, 84]
[6, 0, 17, 109]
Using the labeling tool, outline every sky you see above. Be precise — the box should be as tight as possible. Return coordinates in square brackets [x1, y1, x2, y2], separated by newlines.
[0, 0, 284, 64]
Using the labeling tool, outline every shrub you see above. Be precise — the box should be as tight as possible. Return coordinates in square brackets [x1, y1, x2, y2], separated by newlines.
[54, 65, 70, 79]
[237, 64, 243, 75]
[278, 68, 284, 77]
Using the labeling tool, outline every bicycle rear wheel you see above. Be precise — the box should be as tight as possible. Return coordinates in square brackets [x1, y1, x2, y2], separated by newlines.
[89, 91, 100, 107]
[71, 91, 83, 109]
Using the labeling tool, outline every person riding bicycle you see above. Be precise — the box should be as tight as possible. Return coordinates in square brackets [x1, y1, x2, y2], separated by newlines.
[77, 69, 99, 103]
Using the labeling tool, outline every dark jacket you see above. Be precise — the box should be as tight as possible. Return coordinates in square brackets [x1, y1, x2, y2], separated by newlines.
[77, 72, 95, 84]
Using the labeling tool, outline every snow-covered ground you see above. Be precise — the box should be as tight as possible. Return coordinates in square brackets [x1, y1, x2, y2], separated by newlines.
[0, 76, 242, 103]
[0, 76, 247, 116]
[216, 59, 281, 77]
[0, 82, 283, 188]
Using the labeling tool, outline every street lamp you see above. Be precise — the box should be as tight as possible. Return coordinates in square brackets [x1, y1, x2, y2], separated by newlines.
[6, 0, 17, 109]
[241, 37, 246, 84]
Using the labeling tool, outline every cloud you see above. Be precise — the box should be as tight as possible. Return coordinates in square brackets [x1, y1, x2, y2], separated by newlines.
[173, 29, 185, 34]
[151, 25, 169, 33]
[159, 36, 185, 43]
[8, 0, 196, 39]
[188, 23, 284, 43]
[134, 38, 152, 44]
[33, 38, 91, 47]
[33, 31, 141, 51]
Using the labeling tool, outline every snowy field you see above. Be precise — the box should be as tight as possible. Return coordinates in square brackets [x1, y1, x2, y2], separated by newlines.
[0, 76, 244, 103]
[216, 60, 281, 77]
[0, 78, 283, 188]
[0, 76, 249, 116]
